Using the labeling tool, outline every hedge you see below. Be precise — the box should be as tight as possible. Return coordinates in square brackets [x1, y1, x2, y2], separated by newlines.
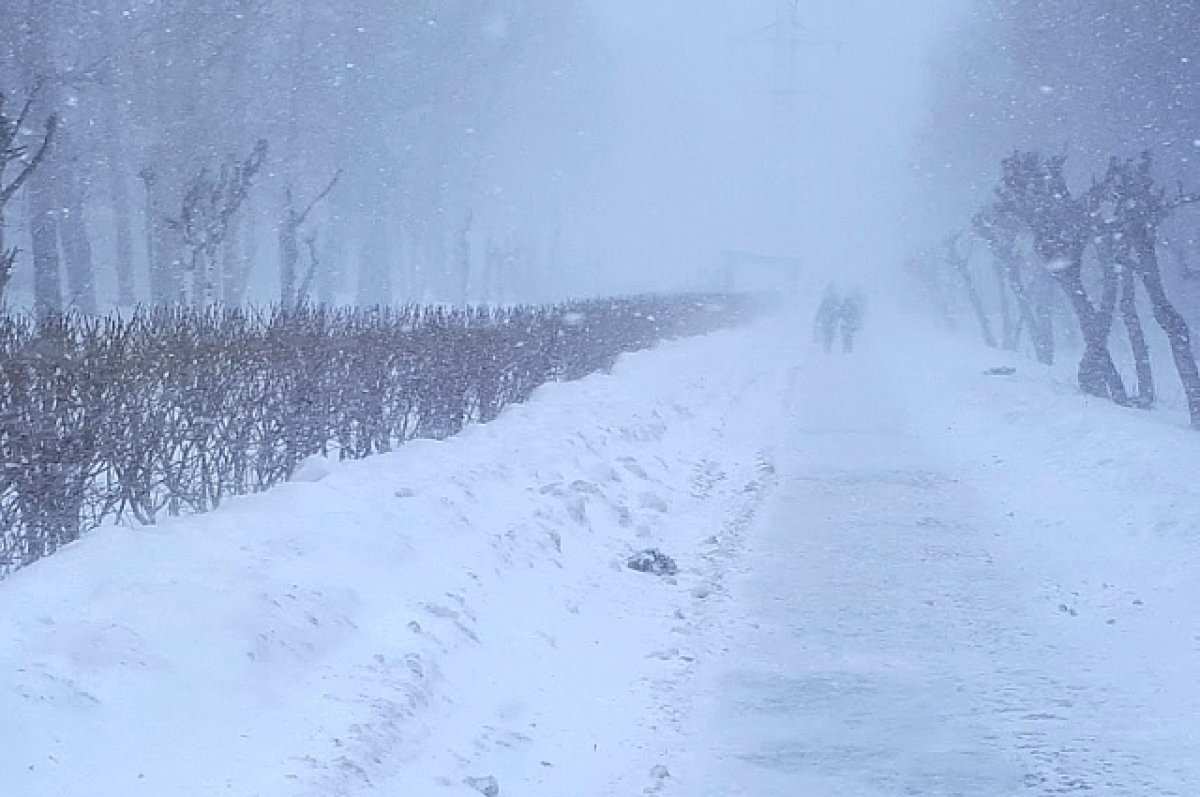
[0, 293, 752, 575]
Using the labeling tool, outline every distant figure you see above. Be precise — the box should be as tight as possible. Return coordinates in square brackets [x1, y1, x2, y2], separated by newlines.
[813, 285, 841, 353]
[839, 288, 865, 353]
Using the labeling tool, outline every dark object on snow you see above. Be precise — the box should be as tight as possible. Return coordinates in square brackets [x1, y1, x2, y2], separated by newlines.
[984, 366, 1017, 376]
[628, 548, 678, 577]
[464, 775, 499, 797]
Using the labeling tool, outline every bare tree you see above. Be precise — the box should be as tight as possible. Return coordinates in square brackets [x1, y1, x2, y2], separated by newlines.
[1117, 262, 1153, 409]
[97, 0, 138, 306]
[0, 89, 58, 306]
[173, 139, 267, 307]
[1090, 180, 1154, 409]
[943, 232, 997, 349]
[973, 205, 1055, 364]
[279, 169, 340, 308]
[21, 3, 98, 316]
[137, 166, 168, 301]
[1100, 152, 1200, 427]
[993, 152, 1128, 404]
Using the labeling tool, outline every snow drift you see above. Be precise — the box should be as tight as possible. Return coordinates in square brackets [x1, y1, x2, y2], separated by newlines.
[0, 320, 795, 797]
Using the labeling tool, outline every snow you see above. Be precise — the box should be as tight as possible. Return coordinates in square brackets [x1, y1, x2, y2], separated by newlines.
[5, 307, 1200, 795]
[0, 321, 791, 797]
[667, 312, 1200, 795]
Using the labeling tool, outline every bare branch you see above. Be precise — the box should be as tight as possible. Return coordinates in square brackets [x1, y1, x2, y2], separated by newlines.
[294, 169, 342, 226]
[8, 79, 43, 149]
[1168, 192, 1200, 211]
[1, 82, 42, 159]
[0, 247, 17, 298]
[0, 113, 58, 208]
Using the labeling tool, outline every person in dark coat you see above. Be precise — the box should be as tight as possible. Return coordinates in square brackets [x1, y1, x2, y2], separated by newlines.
[813, 285, 841, 353]
[839, 288, 865, 353]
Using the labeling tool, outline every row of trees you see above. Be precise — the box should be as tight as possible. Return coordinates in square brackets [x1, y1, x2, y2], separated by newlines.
[916, 150, 1200, 429]
[912, 1, 1200, 430]
[0, 293, 751, 576]
[0, 1, 579, 314]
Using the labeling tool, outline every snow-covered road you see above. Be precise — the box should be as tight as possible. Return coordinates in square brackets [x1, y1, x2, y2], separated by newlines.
[671, 317, 1200, 796]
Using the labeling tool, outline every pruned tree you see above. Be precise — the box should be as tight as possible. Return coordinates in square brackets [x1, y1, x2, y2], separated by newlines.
[973, 204, 1056, 364]
[993, 151, 1128, 404]
[0, 89, 58, 306]
[1089, 164, 1154, 408]
[1098, 152, 1200, 427]
[279, 169, 340, 308]
[943, 232, 997, 349]
[173, 139, 268, 308]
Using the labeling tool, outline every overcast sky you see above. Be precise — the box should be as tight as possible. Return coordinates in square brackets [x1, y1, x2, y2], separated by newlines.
[492, 0, 965, 293]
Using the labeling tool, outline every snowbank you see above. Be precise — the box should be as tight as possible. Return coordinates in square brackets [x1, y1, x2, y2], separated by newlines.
[0, 320, 796, 797]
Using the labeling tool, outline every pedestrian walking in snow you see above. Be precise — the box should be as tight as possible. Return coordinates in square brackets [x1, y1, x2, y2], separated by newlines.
[814, 285, 841, 353]
[839, 288, 864, 353]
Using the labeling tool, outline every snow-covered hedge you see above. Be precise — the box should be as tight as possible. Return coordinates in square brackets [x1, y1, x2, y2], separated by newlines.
[0, 294, 752, 575]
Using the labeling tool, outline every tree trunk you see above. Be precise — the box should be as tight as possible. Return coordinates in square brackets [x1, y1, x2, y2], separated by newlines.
[279, 208, 299, 308]
[1119, 265, 1155, 409]
[56, 162, 98, 314]
[21, 0, 64, 316]
[143, 172, 184, 304]
[191, 247, 215, 308]
[0, 217, 13, 303]
[993, 246, 1053, 364]
[951, 253, 997, 348]
[100, 0, 137, 306]
[455, 210, 472, 304]
[483, 240, 498, 304]
[28, 171, 63, 316]
[1095, 254, 1119, 334]
[220, 211, 241, 305]
[1052, 257, 1127, 404]
[226, 206, 256, 306]
[139, 171, 157, 301]
[1032, 268, 1056, 365]
[1133, 234, 1200, 428]
[992, 257, 1017, 349]
[109, 157, 137, 306]
[22, 5, 98, 315]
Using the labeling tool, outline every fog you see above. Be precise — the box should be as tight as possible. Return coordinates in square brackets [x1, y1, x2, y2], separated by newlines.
[485, 0, 966, 298]
[0, 1, 965, 311]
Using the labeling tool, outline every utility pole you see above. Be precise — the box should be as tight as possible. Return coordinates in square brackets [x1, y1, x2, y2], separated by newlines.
[758, 0, 804, 257]
[759, 1, 844, 253]
[771, 0, 802, 132]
